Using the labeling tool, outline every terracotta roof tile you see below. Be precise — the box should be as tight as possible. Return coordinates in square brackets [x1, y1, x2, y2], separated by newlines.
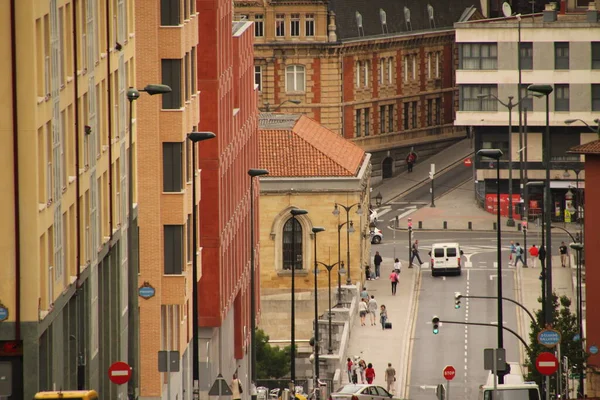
[259, 115, 366, 177]
[568, 140, 600, 154]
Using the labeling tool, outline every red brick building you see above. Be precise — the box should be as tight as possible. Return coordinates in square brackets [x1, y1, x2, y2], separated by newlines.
[196, 0, 259, 393]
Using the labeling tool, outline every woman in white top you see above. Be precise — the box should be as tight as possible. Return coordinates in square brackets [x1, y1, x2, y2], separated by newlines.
[393, 258, 402, 273]
[358, 299, 368, 326]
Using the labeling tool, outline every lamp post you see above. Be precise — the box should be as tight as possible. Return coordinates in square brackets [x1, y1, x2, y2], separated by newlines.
[570, 242, 585, 398]
[187, 132, 216, 398]
[336, 221, 354, 305]
[528, 84, 554, 325]
[565, 118, 600, 136]
[333, 203, 363, 285]
[264, 99, 301, 112]
[248, 168, 269, 390]
[126, 84, 171, 398]
[289, 208, 308, 384]
[311, 227, 326, 390]
[477, 148, 505, 383]
[315, 260, 345, 354]
[527, 181, 547, 326]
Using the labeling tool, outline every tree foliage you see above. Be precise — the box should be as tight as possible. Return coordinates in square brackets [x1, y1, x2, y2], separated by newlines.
[256, 329, 294, 379]
[525, 292, 587, 395]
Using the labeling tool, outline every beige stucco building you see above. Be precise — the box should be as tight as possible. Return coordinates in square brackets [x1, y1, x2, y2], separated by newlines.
[257, 113, 372, 341]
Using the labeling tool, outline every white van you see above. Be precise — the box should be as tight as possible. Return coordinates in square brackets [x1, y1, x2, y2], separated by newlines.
[429, 242, 463, 276]
[480, 362, 541, 400]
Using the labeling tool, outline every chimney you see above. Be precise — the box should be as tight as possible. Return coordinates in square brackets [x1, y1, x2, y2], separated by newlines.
[328, 11, 338, 42]
[543, 2, 557, 21]
[588, 1, 599, 22]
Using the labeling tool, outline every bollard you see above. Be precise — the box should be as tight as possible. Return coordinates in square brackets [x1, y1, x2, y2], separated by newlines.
[493, 222, 497, 231]
[419, 221, 423, 229]
[518, 223, 522, 231]
[443, 221, 447, 229]
[468, 221, 472, 230]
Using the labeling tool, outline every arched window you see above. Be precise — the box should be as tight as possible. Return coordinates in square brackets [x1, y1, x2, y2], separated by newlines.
[282, 218, 303, 270]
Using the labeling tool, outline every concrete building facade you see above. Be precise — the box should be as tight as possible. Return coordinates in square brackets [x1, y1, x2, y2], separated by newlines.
[135, 0, 201, 399]
[196, 0, 259, 394]
[257, 113, 371, 343]
[0, 0, 135, 398]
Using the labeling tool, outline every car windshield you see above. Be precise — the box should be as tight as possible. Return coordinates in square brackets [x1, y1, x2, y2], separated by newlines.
[337, 385, 362, 394]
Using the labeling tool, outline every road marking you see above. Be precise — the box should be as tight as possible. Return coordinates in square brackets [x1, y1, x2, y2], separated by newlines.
[377, 208, 392, 219]
[490, 321, 508, 325]
[394, 208, 418, 221]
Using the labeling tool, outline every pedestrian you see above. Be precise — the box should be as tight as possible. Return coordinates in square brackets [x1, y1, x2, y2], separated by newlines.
[359, 298, 368, 326]
[365, 264, 372, 281]
[389, 270, 399, 295]
[380, 304, 388, 330]
[410, 240, 423, 267]
[368, 295, 378, 326]
[352, 357, 359, 383]
[385, 363, 396, 393]
[365, 363, 376, 384]
[360, 286, 369, 301]
[232, 373, 243, 400]
[514, 242, 525, 267]
[406, 151, 416, 173]
[528, 244, 539, 268]
[393, 258, 402, 273]
[346, 358, 354, 383]
[559, 241, 568, 267]
[356, 358, 367, 383]
[374, 251, 383, 279]
[509, 241, 516, 266]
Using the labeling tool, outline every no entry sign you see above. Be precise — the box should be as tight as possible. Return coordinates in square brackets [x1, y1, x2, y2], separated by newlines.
[536, 352, 559, 376]
[464, 158, 473, 167]
[443, 365, 456, 381]
[108, 361, 132, 385]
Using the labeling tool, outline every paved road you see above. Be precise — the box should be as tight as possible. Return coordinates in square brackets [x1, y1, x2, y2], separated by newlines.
[402, 162, 473, 202]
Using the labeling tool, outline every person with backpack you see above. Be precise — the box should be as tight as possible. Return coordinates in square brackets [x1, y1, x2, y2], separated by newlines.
[514, 242, 525, 267]
[406, 151, 416, 173]
[389, 270, 399, 295]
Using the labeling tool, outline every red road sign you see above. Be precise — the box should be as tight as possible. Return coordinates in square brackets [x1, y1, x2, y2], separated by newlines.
[464, 158, 473, 167]
[108, 361, 132, 385]
[536, 352, 559, 376]
[443, 365, 456, 381]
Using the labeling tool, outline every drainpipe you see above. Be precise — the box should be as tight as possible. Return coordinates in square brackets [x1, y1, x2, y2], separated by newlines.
[72, 0, 82, 287]
[106, 0, 114, 235]
[10, 0, 21, 342]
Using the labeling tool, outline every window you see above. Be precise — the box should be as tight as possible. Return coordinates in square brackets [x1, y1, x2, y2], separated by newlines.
[554, 42, 569, 70]
[164, 225, 183, 275]
[592, 84, 600, 111]
[276, 14, 285, 37]
[191, 47, 197, 93]
[554, 84, 569, 111]
[481, 139, 508, 160]
[184, 0, 189, 19]
[520, 85, 533, 111]
[282, 218, 302, 270]
[356, 61, 361, 87]
[427, 99, 433, 125]
[403, 102, 409, 129]
[519, 42, 533, 70]
[186, 214, 192, 263]
[435, 52, 440, 78]
[551, 132, 580, 161]
[388, 57, 393, 83]
[184, 52, 190, 101]
[404, 56, 409, 82]
[460, 43, 498, 70]
[380, 106, 386, 133]
[427, 53, 431, 79]
[411, 101, 417, 129]
[254, 65, 262, 91]
[412, 56, 416, 80]
[592, 42, 600, 69]
[185, 138, 191, 182]
[355, 109, 361, 137]
[459, 85, 498, 111]
[305, 14, 315, 37]
[364, 108, 370, 136]
[285, 65, 305, 92]
[363, 61, 369, 87]
[435, 99, 441, 125]
[161, 59, 182, 109]
[163, 142, 183, 192]
[254, 14, 264, 37]
[290, 14, 300, 37]
[160, 0, 180, 26]
[388, 104, 394, 132]
[379, 60, 384, 85]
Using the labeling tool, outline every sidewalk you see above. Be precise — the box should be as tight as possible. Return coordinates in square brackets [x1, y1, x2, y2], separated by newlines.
[343, 258, 417, 399]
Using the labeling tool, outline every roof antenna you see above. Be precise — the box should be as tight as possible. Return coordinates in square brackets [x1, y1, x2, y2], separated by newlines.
[427, 4, 436, 28]
[355, 11, 364, 37]
[379, 9, 388, 34]
[404, 7, 412, 31]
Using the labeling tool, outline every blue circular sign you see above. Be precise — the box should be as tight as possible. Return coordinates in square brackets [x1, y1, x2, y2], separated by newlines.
[0, 306, 8, 322]
[590, 345, 598, 355]
[538, 329, 561, 347]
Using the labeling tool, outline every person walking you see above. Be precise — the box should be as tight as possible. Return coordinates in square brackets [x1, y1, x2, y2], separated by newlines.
[406, 151, 416, 173]
[358, 358, 367, 383]
[373, 251, 383, 279]
[360, 287, 369, 301]
[232, 373, 243, 400]
[514, 242, 525, 267]
[389, 270, 399, 295]
[365, 363, 376, 384]
[393, 258, 402, 273]
[346, 358, 354, 383]
[352, 357, 359, 384]
[385, 363, 396, 393]
[368, 295, 378, 326]
[410, 240, 423, 267]
[509, 241, 516, 266]
[559, 241, 568, 267]
[380, 305, 388, 330]
[358, 298, 368, 326]
[528, 244, 539, 268]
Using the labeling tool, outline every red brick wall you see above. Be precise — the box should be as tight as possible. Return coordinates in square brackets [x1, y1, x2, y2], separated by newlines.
[342, 56, 355, 138]
[312, 57, 321, 103]
[585, 156, 600, 367]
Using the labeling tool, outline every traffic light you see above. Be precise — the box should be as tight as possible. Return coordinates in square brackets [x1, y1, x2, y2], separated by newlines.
[408, 218, 413, 231]
[522, 221, 527, 232]
[454, 292, 462, 309]
[432, 316, 440, 334]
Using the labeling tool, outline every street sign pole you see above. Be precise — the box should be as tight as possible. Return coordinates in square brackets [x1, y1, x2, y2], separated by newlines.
[493, 348, 497, 400]
[430, 164, 436, 208]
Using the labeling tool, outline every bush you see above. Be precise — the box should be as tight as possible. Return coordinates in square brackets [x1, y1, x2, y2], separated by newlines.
[256, 329, 295, 379]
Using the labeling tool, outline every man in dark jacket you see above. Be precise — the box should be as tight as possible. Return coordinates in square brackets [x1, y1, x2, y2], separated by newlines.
[373, 251, 383, 279]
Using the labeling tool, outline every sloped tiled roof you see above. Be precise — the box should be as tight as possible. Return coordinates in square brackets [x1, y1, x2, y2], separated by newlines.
[568, 140, 600, 155]
[259, 114, 366, 177]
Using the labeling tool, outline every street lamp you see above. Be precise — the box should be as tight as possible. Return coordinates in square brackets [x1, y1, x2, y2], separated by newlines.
[187, 131, 216, 398]
[570, 241, 585, 398]
[477, 148, 505, 383]
[314, 260, 345, 354]
[335, 221, 354, 305]
[374, 192, 383, 207]
[527, 181, 547, 326]
[528, 83, 554, 325]
[311, 227, 325, 391]
[126, 83, 171, 397]
[264, 99, 301, 112]
[289, 208, 308, 384]
[333, 203, 363, 284]
[248, 168, 269, 390]
[565, 118, 600, 137]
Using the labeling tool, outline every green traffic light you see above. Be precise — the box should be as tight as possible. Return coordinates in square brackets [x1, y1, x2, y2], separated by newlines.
[433, 328, 439, 334]
[455, 304, 460, 309]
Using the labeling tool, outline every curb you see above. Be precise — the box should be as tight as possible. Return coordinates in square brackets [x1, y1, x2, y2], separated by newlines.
[400, 266, 422, 399]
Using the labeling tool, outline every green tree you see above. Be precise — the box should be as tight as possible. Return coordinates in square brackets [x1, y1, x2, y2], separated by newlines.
[256, 329, 294, 379]
[525, 292, 587, 396]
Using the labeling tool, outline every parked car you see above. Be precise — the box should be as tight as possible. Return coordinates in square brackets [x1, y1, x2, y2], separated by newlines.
[370, 228, 383, 244]
[330, 384, 397, 400]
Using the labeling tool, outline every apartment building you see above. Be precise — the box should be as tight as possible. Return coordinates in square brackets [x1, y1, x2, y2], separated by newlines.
[454, 2, 600, 223]
[0, 0, 135, 399]
[196, 0, 259, 394]
[235, 0, 482, 180]
[135, 1, 201, 399]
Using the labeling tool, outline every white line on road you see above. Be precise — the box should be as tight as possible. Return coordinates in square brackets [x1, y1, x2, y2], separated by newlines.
[393, 208, 418, 221]
[377, 208, 392, 219]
